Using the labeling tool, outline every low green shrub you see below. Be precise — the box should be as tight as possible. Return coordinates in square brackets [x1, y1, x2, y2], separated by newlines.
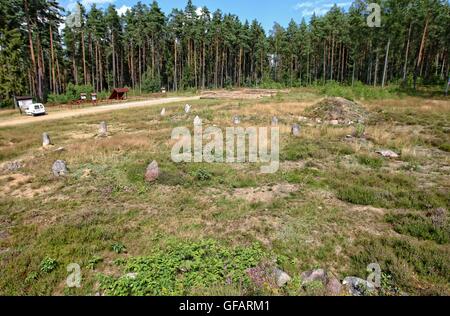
[98, 240, 272, 296]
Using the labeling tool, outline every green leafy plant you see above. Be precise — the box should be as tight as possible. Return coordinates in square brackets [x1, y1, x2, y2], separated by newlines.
[87, 256, 103, 270]
[40, 257, 58, 273]
[195, 169, 212, 181]
[111, 243, 126, 254]
[99, 240, 273, 296]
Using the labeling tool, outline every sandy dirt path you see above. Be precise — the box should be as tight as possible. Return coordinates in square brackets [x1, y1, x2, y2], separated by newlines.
[0, 96, 200, 128]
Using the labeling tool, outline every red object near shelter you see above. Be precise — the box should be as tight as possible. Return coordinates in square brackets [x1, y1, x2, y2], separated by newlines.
[109, 88, 129, 100]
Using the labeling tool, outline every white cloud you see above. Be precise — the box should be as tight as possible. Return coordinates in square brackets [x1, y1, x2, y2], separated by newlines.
[67, 0, 116, 11]
[117, 5, 131, 16]
[81, 0, 116, 7]
[294, 1, 351, 18]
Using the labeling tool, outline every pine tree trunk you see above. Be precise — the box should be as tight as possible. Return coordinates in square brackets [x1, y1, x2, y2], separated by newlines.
[382, 38, 391, 88]
[414, 15, 430, 90]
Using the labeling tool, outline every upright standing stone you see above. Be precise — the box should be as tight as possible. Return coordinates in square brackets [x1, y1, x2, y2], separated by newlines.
[145, 160, 159, 182]
[42, 133, 52, 146]
[52, 160, 68, 177]
[99, 121, 108, 137]
[233, 115, 240, 125]
[184, 104, 191, 113]
[161, 108, 166, 116]
[193, 116, 202, 126]
[271, 116, 279, 126]
[291, 124, 301, 136]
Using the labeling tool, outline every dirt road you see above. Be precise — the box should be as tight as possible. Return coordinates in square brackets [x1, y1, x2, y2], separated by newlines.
[0, 96, 200, 128]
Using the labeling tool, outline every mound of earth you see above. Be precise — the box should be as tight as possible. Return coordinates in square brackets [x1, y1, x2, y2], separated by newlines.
[304, 97, 369, 124]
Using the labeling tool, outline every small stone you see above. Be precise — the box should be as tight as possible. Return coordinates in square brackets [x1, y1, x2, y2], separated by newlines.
[42, 133, 52, 146]
[233, 115, 241, 125]
[184, 104, 191, 113]
[343, 276, 376, 296]
[291, 124, 301, 136]
[330, 120, 339, 126]
[52, 160, 68, 177]
[54, 147, 65, 152]
[99, 121, 108, 137]
[81, 169, 92, 178]
[193, 116, 202, 126]
[274, 268, 291, 287]
[145, 160, 159, 182]
[125, 273, 138, 279]
[326, 277, 343, 296]
[271, 116, 279, 126]
[430, 208, 447, 229]
[376, 149, 399, 158]
[4, 161, 22, 172]
[161, 108, 166, 116]
[298, 116, 308, 122]
[301, 269, 328, 286]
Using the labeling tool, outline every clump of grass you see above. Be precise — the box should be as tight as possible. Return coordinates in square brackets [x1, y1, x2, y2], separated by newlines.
[357, 154, 383, 169]
[386, 213, 449, 244]
[336, 185, 378, 205]
[438, 142, 450, 152]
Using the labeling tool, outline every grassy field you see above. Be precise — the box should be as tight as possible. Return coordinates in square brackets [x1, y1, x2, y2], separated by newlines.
[0, 88, 448, 296]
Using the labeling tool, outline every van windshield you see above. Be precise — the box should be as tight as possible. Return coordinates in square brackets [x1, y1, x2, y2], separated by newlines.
[34, 105, 40, 110]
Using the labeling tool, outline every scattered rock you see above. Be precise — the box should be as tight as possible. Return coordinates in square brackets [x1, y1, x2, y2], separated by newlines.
[305, 97, 369, 124]
[193, 115, 202, 126]
[291, 124, 301, 136]
[301, 268, 328, 286]
[298, 116, 309, 122]
[184, 104, 191, 113]
[52, 160, 68, 177]
[330, 120, 339, 126]
[125, 273, 138, 279]
[274, 268, 291, 287]
[144, 160, 159, 182]
[326, 276, 343, 296]
[429, 208, 447, 229]
[376, 149, 399, 158]
[3, 161, 22, 172]
[160, 108, 166, 116]
[233, 115, 241, 125]
[81, 169, 92, 179]
[343, 276, 376, 296]
[42, 133, 52, 146]
[99, 121, 108, 137]
[271, 116, 279, 126]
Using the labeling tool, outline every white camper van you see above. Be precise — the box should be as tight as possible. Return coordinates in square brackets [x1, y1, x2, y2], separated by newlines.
[24, 103, 47, 116]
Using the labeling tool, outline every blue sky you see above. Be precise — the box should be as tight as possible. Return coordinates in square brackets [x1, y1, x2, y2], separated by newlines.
[62, 0, 353, 31]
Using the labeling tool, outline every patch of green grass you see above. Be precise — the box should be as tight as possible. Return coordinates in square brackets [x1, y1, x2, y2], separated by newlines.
[336, 185, 378, 205]
[386, 213, 449, 244]
[348, 236, 450, 295]
[329, 168, 447, 210]
[438, 142, 450, 152]
[357, 154, 384, 169]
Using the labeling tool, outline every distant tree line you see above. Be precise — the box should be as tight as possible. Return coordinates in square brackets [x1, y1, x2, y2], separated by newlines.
[0, 0, 449, 106]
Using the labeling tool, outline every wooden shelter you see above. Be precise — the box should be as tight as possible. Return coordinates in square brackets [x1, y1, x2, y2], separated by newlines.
[109, 88, 129, 100]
